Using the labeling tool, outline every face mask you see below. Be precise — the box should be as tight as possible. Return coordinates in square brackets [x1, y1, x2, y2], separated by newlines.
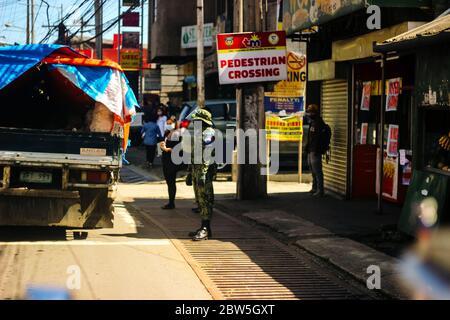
[166, 123, 175, 131]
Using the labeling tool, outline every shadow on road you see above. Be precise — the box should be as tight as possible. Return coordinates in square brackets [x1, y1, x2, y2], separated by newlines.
[0, 226, 86, 242]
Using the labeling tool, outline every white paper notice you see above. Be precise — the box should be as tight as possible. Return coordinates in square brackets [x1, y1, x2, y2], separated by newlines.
[399, 149, 407, 166]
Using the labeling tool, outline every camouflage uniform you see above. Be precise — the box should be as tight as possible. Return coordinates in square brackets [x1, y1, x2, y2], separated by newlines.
[191, 126, 216, 220]
[188, 108, 216, 240]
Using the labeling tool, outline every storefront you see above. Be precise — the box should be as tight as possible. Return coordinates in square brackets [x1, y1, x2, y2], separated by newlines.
[307, 22, 423, 199]
[375, 14, 450, 235]
[352, 55, 415, 204]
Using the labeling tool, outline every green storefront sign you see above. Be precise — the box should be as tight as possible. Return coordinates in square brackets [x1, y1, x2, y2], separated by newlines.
[283, 0, 431, 34]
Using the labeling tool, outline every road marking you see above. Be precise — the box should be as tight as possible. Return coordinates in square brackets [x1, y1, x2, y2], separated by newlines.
[0, 240, 170, 246]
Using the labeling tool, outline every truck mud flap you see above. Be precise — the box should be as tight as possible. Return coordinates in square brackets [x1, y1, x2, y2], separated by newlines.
[0, 189, 114, 228]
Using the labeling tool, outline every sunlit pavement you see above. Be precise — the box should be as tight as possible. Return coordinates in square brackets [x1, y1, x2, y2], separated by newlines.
[0, 184, 212, 300]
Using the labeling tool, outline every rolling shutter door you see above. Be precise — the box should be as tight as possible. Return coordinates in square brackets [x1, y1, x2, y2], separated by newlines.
[321, 80, 348, 196]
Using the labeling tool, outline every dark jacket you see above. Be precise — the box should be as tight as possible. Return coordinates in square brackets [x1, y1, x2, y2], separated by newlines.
[305, 116, 326, 154]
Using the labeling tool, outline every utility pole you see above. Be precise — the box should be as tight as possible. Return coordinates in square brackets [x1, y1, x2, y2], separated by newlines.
[196, 0, 205, 109]
[139, 0, 144, 105]
[26, 0, 30, 44]
[235, 0, 267, 200]
[31, 0, 35, 43]
[117, 0, 121, 64]
[95, 0, 103, 59]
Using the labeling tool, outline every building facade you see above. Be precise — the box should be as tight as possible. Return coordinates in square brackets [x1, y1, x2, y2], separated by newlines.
[283, 0, 448, 201]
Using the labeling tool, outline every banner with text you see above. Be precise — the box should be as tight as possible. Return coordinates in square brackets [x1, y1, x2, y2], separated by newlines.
[266, 114, 303, 141]
[217, 31, 287, 85]
[264, 51, 306, 114]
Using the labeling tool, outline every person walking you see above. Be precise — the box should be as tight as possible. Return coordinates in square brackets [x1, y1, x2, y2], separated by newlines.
[160, 119, 183, 210]
[188, 108, 216, 241]
[141, 114, 162, 167]
[305, 104, 330, 197]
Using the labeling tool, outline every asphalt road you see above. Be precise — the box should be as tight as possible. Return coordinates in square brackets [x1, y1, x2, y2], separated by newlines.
[0, 197, 212, 300]
[0, 166, 375, 300]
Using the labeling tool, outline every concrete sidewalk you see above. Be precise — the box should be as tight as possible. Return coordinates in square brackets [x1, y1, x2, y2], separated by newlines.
[215, 188, 411, 299]
[121, 146, 412, 299]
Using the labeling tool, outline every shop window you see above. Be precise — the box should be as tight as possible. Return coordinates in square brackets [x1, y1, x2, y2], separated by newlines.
[422, 108, 450, 175]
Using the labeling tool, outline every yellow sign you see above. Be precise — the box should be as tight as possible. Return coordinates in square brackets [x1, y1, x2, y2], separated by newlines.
[120, 50, 140, 70]
[266, 114, 303, 141]
[265, 52, 306, 113]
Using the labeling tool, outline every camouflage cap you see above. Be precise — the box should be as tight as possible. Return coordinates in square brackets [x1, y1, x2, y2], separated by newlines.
[191, 108, 213, 126]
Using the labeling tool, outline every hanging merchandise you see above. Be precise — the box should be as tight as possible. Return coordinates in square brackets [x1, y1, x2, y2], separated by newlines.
[361, 81, 371, 111]
[386, 78, 401, 112]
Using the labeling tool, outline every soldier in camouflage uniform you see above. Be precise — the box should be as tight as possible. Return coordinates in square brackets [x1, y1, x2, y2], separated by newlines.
[188, 108, 216, 241]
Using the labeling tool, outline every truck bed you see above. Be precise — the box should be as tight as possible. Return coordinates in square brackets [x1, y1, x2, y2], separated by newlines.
[0, 127, 121, 168]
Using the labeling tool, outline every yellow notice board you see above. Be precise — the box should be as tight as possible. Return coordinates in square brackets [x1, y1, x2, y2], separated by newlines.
[120, 50, 140, 70]
[266, 115, 303, 141]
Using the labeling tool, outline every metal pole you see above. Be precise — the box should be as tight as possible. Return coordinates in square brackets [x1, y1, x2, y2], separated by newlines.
[196, 0, 205, 109]
[378, 54, 386, 214]
[26, 0, 30, 44]
[95, 0, 103, 59]
[117, 0, 121, 64]
[31, 0, 35, 43]
[139, 0, 144, 105]
[80, 18, 84, 49]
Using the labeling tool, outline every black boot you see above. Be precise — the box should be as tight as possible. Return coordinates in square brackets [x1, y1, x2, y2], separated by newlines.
[192, 220, 211, 241]
[162, 203, 175, 210]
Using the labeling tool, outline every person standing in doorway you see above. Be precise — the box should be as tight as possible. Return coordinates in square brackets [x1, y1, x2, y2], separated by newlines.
[141, 114, 162, 167]
[305, 104, 330, 197]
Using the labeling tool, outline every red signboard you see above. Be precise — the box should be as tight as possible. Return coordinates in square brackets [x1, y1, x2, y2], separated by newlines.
[123, 12, 139, 27]
[216, 31, 286, 51]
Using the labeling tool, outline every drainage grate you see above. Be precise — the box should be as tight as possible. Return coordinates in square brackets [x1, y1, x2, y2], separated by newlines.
[135, 203, 367, 300]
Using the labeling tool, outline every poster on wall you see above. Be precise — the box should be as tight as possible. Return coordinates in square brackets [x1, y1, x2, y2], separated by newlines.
[386, 78, 401, 112]
[376, 150, 399, 201]
[360, 123, 368, 145]
[266, 114, 303, 141]
[264, 51, 306, 114]
[361, 81, 371, 111]
[387, 124, 399, 157]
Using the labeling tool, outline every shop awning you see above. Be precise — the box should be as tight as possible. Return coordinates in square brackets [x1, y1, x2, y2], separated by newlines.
[283, 0, 431, 35]
[374, 13, 450, 53]
[0, 44, 138, 123]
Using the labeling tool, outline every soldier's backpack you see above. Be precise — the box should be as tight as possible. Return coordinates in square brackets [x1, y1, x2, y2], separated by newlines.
[319, 122, 332, 156]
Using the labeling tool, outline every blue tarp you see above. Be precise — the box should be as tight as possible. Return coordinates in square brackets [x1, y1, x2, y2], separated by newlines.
[0, 44, 138, 120]
[0, 44, 81, 90]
